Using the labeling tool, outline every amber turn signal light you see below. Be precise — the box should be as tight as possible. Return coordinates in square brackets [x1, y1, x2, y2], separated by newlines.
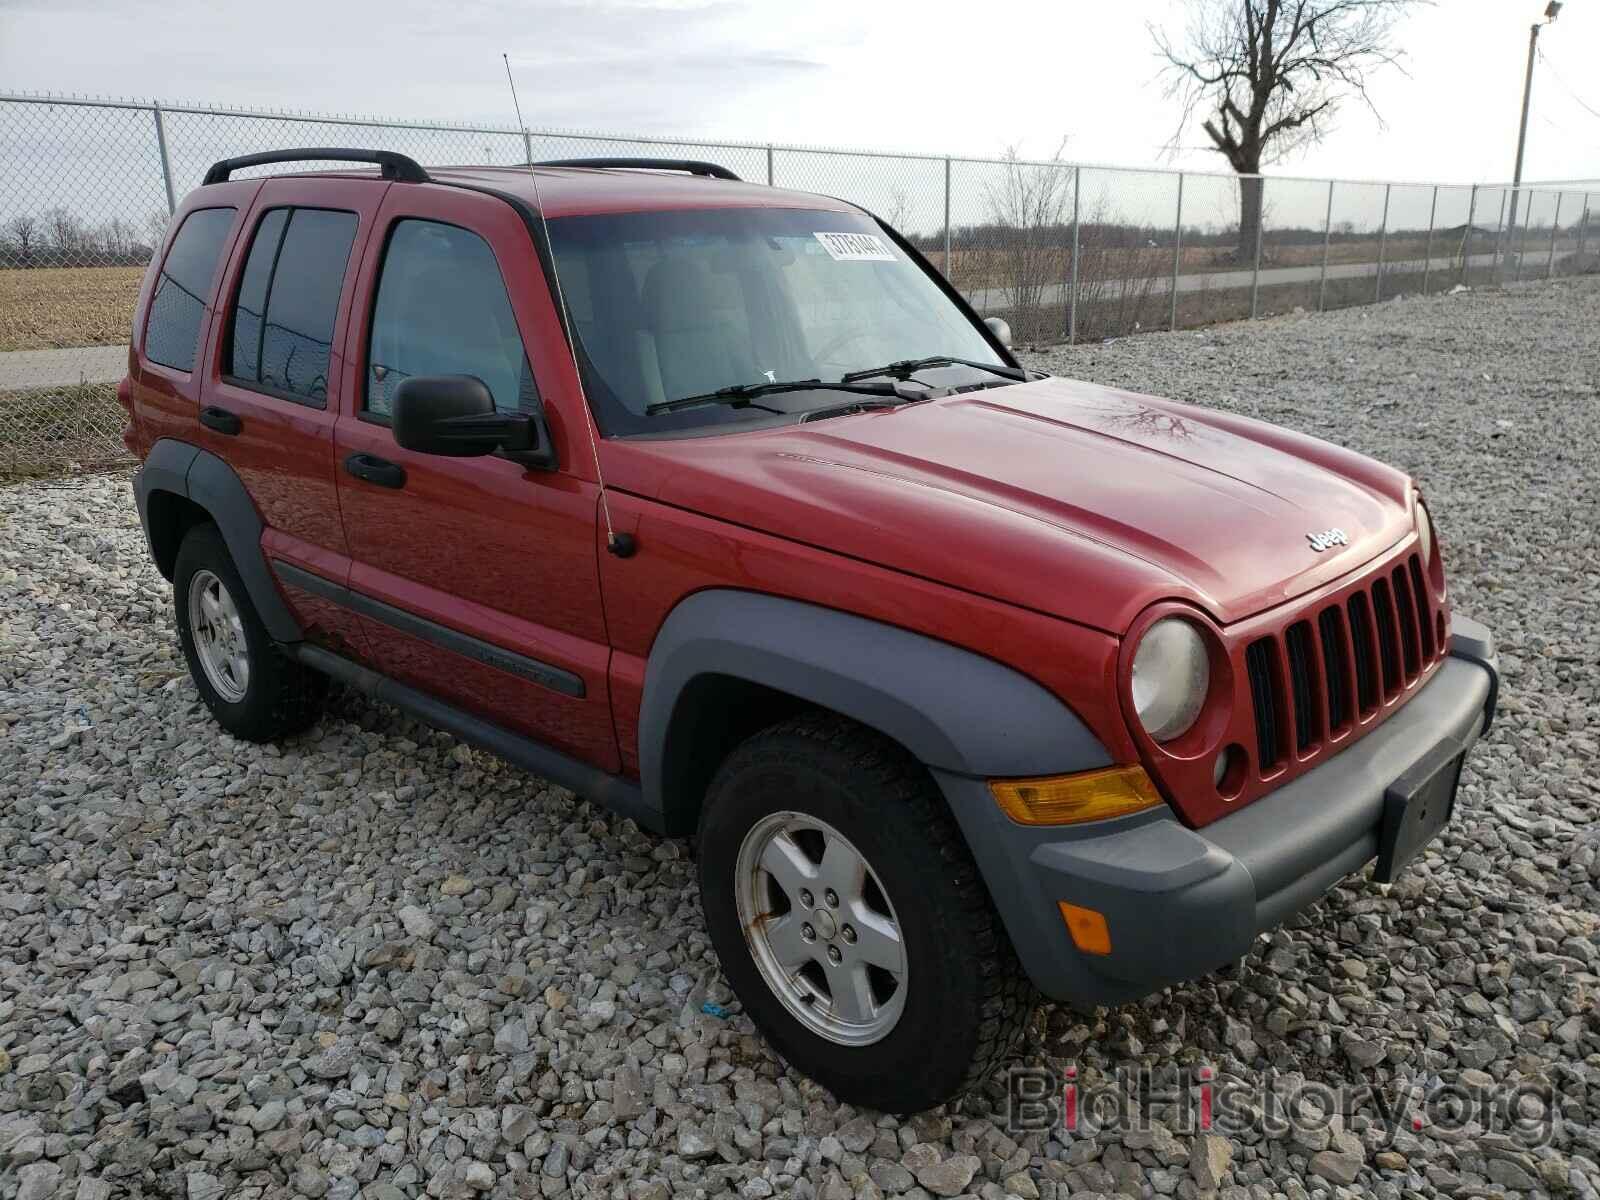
[1058, 902, 1112, 955]
[988, 765, 1163, 826]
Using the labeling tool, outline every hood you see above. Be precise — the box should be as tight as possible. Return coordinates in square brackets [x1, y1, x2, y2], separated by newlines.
[608, 375, 1416, 633]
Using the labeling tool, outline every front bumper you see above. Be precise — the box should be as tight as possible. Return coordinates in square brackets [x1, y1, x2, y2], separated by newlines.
[937, 616, 1499, 1007]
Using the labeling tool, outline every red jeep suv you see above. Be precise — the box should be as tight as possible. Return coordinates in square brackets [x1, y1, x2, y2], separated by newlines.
[124, 148, 1499, 1113]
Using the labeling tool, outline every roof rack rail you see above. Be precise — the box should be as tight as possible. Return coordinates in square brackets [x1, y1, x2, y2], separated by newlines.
[534, 157, 740, 181]
[202, 148, 431, 186]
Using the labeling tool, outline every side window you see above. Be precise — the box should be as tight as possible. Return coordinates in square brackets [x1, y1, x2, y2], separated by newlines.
[145, 207, 236, 372]
[225, 207, 358, 407]
[366, 219, 538, 418]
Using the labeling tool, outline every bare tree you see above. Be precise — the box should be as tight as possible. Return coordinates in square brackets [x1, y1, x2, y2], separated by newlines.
[145, 210, 172, 249]
[883, 188, 914, 235]
[97, 217, 139, 263]
[6, 215, 39, 266]
[1153, 0, 1421, 259]
[982, 141, 1073, 341]
[44, 206, 89, 259]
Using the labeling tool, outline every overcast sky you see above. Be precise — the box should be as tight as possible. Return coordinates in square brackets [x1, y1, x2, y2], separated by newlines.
[3, 0, 1597, 186]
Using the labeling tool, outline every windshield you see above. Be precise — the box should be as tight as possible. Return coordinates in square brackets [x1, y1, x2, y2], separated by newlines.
[545, 207, 1006, 436]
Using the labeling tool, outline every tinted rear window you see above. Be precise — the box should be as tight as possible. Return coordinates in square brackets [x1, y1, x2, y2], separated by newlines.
[225, 207, 358, 406]
[145, 207, 236, 372]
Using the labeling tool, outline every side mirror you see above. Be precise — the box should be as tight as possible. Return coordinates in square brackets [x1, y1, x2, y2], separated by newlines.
[984, 317, 1013, 349]
[391, 375, 554, 468]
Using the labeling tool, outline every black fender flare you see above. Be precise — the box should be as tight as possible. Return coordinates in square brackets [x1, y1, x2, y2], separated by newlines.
[133, 439, 302, 642]
[639, 589, 1111, 833]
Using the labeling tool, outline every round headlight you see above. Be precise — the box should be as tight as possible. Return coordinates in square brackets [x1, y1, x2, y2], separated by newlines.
[1131, 617, 1210, 742]
[1416, 502, 1433, 568]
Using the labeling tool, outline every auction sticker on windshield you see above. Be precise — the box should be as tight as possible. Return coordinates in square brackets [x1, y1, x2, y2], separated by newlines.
[815, 231, 897, 262]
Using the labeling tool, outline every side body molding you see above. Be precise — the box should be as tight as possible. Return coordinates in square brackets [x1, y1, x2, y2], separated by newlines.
[133, 438, 302, 642]
[639, 589, 1111, 832]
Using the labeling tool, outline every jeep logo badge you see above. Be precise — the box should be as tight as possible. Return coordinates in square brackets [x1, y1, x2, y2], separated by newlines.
[1306, 528, 1349, 552]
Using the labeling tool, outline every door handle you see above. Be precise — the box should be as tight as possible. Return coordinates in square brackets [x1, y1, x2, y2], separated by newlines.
[344, 452, 407, 489]
[200, 405, 242, 436]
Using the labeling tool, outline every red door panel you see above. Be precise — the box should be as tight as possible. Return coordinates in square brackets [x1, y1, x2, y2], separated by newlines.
[332, 184, 617, 771]
[197, 177, 388, 655]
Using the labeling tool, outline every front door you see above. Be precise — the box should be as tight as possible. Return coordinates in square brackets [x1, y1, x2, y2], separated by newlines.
[332, 185, 618, 771]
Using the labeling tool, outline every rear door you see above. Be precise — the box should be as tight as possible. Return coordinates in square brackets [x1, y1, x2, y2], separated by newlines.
[332, 184, 618, 771]
[198, 178, 385, 656]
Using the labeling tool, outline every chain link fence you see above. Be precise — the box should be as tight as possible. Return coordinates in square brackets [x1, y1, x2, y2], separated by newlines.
[3, 92, 1597, 477]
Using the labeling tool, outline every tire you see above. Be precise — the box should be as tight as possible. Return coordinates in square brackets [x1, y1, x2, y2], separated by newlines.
[173, 522, 326, 742]
[697, 712, 1033, 1112]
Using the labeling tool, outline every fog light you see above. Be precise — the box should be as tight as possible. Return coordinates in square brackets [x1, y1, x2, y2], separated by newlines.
[1213, 749, 1229, 787]
[1058, 902, 1112, 955]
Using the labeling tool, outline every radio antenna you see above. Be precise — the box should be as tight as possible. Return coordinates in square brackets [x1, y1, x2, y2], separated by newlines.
[502, 53, 633, 557]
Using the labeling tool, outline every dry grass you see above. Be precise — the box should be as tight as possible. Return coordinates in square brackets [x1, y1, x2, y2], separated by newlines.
[0, 382, 128, 479]
[0, 267, 144, 352]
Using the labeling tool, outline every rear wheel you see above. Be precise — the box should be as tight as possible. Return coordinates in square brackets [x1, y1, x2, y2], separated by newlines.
[698, 713, 1033, 1112]
[173, 523, 326, 742]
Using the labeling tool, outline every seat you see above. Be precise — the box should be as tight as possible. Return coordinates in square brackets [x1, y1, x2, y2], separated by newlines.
[639, 254, 756, 402]
[373, 251, 523, 414]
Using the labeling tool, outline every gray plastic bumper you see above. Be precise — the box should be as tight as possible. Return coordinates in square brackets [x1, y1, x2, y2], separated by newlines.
[937, 615, 1499, 1007]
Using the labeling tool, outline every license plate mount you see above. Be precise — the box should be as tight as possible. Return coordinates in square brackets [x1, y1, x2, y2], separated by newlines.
[1374, 737, 1466, 883]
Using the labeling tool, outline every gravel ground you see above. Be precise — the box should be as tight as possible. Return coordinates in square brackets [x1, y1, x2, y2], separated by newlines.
[2, 276, 1598, 1200]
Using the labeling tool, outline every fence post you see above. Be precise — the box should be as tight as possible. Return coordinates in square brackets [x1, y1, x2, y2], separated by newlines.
[152, 101, 177, 216]
[1578, 194, 1591, 262]
[1374, 183, 1391, 302]
[1069, 166, 1081, 344]
[1461, 184, 1478, 286]
[1169, 173, 1184, 331]
[766, 144, 775, 187]
[1513, 191, 1527, 282]
[1248, 178, 1265, 319]
[942, 157, 952, 277]
[1547, 192, 1562, 279]
[521, 130, 533, 166]
[1422, 185, 1438, 295]
[1318, 180, 1334, 311]
[1493, 189, 1509, 285]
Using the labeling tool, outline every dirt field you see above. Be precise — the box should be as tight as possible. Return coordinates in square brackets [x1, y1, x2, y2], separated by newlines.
[0, 266, 144, 352]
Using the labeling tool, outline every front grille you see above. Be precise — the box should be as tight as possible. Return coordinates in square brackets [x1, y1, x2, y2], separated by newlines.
[1284, 621, 1317, 751]
[1245, 552, 1440, 774]
[1348, 592, 1378, 713]
[1245, 638, 1282, 771]
[1317, 607, 1351, 731]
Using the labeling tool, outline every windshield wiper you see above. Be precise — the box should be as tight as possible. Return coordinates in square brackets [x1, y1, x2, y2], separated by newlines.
[645, 378, 904, 416]
[840, 356, 1029, 384]
[799, 396, 930, 423]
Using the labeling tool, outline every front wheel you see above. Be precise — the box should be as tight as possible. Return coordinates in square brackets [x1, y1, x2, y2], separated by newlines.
[698, 713, 1033, 1112]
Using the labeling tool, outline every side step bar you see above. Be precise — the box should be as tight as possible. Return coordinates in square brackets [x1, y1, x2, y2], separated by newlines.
[286, 643, 665, 833]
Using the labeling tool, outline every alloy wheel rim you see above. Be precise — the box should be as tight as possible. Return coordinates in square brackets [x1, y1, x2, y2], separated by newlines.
[734, 811, 907, 1046]
[188, 569, 250, 703]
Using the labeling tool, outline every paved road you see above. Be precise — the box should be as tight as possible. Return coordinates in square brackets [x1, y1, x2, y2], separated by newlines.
[0, 344, 128, 392]
[964, 247, 1555, 314]
[0, 248, 1558, 391]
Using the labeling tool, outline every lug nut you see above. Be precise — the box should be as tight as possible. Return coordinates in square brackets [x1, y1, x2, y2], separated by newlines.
[824, 889, 839, 908]
[799, 889, 814, 909]
[841, 925, 857, 944]
[827, 945, 842, 964]
[801, 923, 816, 942]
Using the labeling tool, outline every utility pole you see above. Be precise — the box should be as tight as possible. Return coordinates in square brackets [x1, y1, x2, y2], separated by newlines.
[1508, 3, 1561, 237]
